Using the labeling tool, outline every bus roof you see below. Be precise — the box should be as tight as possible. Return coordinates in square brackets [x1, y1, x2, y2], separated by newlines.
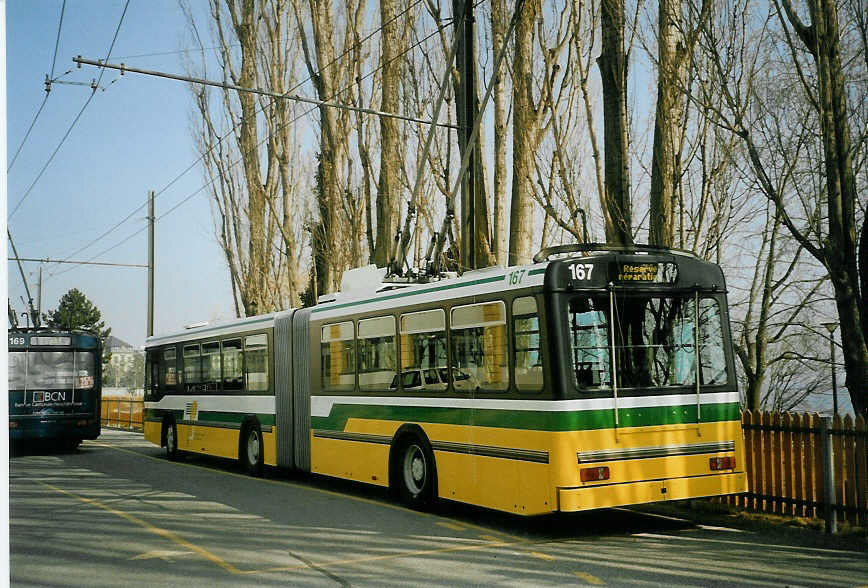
[146, 245, 726, 346]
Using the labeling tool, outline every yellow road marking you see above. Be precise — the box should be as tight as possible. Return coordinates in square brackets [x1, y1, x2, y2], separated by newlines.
[84, 438, 542, 576]
[530, 551, 555, 561]
[33, 479, 241, 575]
[573, 571, 605, 585]
[479, 534, 504, 542]
[132, 550, 194, 561]
[88, 439, 529, 544]
[88, 440, 433, 518]
[436, 521, 467, 532]
[238, 536, 518, 575]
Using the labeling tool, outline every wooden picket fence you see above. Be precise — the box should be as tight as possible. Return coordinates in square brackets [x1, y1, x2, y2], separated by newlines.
[718, 410, 867, 528]
[101, 396, 144, 431]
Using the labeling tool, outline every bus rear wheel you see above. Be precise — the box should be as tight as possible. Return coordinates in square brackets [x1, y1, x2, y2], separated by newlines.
[393, 435, 436, 509]
[164, 419, 179, 461]
[240, 422, 264, 477]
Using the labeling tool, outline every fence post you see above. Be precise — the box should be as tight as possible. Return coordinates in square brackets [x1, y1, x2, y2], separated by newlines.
[820, 417, 837, 533]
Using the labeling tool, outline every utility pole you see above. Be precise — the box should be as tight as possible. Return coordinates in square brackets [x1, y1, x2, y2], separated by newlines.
[147, 190, 155, 338]
[455, 0, 478, 271]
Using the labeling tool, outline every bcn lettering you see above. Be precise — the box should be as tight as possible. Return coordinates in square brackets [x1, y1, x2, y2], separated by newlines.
[33, 391, 68, 403]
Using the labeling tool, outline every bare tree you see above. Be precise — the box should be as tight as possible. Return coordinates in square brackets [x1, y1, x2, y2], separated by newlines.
[292, 0, 365, 293]
[374, 0, 410, 266]
[648, 0, 711, 247]
[490, 0, 510, 264]
[701, 0, 867, 415]
[184, 0, 307, 315]
[598, 0, 633, 244]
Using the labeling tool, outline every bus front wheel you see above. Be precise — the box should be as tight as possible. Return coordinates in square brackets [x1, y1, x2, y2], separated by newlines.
[240, 421, 264, 477]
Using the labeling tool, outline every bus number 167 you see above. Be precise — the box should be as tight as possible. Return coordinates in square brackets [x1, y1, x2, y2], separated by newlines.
[570, 263, 594, 280]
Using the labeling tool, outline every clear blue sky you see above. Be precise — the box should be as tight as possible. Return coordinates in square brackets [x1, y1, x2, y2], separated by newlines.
[7, 1, 235, 347]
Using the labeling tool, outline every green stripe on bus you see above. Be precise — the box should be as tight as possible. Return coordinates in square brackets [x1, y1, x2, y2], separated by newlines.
[310, 402, 740, 432]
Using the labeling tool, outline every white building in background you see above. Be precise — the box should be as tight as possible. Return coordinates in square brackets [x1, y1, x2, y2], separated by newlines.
[105, 335, 145, 395]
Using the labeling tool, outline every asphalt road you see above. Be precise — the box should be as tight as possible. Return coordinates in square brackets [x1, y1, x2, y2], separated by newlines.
[10, 429, 868, 587]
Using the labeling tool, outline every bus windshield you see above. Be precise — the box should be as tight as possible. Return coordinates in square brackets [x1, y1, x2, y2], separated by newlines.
[8, 351, 97, 390]
[567, 294, 728, 392]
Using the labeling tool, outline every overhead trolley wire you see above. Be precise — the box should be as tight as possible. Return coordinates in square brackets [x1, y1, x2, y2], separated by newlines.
[52, 16, 451, 280]
[8, 0, 130, 220]
[53, 3, 447, 275]
[50, 0, 427, 268]
[7, 0, 67, 172]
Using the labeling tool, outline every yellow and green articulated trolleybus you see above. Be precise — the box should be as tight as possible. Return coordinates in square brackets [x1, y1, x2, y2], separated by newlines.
[144, 244, 747, 514]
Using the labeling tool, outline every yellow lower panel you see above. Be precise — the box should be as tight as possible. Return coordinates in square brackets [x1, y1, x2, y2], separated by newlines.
[262, 430, 276, 467]
[311, 436, 390, 487]
[177, 423, 238, 459]
[435, 451, 554, 515]
[558, 472, 746, 512]
[143, 421, 161, 447]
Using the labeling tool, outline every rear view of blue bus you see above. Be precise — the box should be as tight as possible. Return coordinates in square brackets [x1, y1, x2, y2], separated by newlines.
[8, 329, 102, 450]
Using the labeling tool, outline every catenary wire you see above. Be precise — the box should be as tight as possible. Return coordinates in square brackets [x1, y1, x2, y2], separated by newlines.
[51, 3, 448, 275]
[50, 16, 451, 279]
[49, 0, 427, 267]
[8, 0, 130, 219]
[7, 0, 67, 172]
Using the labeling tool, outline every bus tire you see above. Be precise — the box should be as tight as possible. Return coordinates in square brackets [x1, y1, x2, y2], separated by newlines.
[391, 432, 437, 509]
[164, 418, 180, 461]
[62, 438, 81, 452]
[240, 420, 264, 477]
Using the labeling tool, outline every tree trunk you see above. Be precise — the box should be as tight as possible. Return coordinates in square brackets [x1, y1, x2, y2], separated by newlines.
[598, 0, 632, 245]
[490, 0, 508, 266]
[780, 0, 867, 416]
[509, 0, 541, 266]
[648, 0, 685, 247]
[374, 0, 403, 267]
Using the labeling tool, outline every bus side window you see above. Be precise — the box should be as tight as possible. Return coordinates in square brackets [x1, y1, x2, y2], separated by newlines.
[357, 317, 396, 392]
[222, 339, 243, 392]
[451, 301, 508, 392]
[183, 344, 201, 393]
[513, 297, 543, 392]
[162, 348, 177, 396]
[202, 341, 220, 393]
[320, 323, 354, 392]
[146, 350, 159, 400]
[245, 334, 269, 394]
[399, 309, 447, 393]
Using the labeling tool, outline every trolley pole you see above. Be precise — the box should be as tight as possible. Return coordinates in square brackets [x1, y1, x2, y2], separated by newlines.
[147, 190, 155, 338]
[37, 265, 43, 321]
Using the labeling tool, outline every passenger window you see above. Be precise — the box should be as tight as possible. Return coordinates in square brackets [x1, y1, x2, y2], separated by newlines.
[222, 339, 243, 392]
[202, 342, 220, 393]
[163, 348, 177, 389]
[357, 316, 396, 391]
[514, 297, 543, 392]
[450, 301, 508, 392]
[399, 309, 447, 392]
[321, 322, 354, 391]
[245, 334, 269, 393]
[183, 344, 201, 392]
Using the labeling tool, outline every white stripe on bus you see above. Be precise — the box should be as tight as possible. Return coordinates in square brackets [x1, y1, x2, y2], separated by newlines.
[144, 395, 276, 414]
[309, 392, 739, 418]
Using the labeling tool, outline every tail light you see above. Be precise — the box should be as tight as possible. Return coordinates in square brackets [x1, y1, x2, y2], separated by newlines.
[9, 421, 18, 429]
[710, 456, 736, 471]
[580, 466, 610, 482]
